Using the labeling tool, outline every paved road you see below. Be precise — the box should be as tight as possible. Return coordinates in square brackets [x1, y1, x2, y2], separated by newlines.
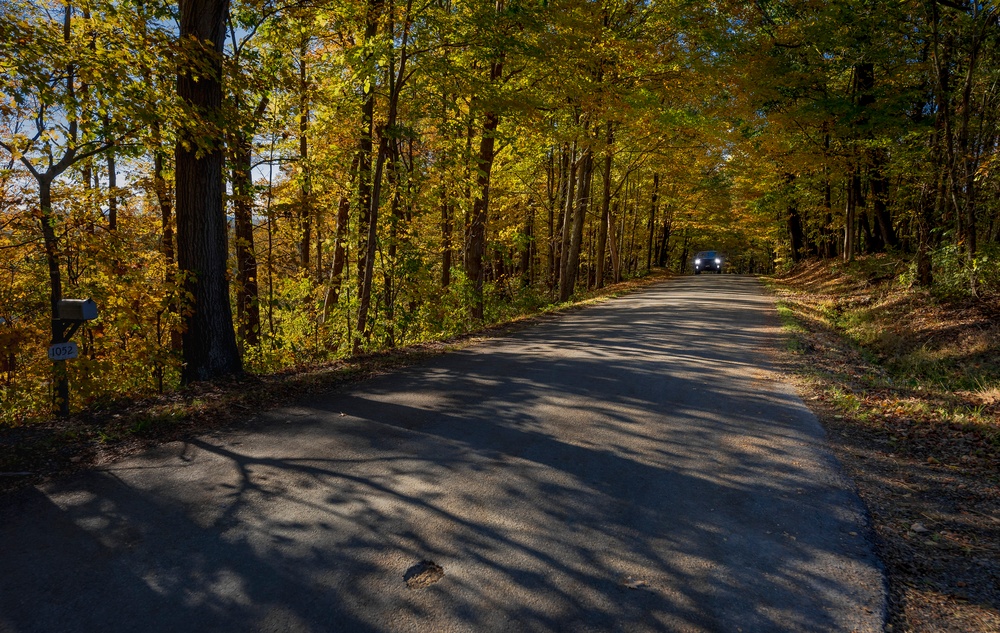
[0, 276, 885, 632]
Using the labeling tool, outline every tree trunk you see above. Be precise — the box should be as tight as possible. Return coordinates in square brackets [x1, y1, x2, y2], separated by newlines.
[355, 0, 381, 300]
[656, 203, 672, 268]
[467, 44, 504, 320]
[546, 150, 557, 289]
[468, 108, 500, 319]
[843, 168, 857, 262]
[105, 117, 117, 232]
[520, 203, 533, 287]
[916, 179, 935, 287]
[298, 41, 312, 271]
[823, 165, 835, 258]
[608, 201, 621, 282]
[560, 144, 593, 301]
[384, 135, 404, 347]
[356, 0, 410, 349]
[38, 178, 70, 414]
[645, 172, 658, 272]
[441, 183, 453, 288]
[557, 141, 577, 296]
[596, 123, 613, 288]
[175, 0, 242, 383]
[552, 143, 570, 289]
[870, 150, 898, 248]
[860, 210, 876, 253]
[229, 97, 267, 347]
[322, 192, 351, 320]
[678, 229, 689, 273]
[152, 121, 175, 269]
[786, 175, 804, 262]
[627, 177, 639, 274]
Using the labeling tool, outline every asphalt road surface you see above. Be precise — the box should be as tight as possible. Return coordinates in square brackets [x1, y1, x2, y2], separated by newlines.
[0, 276, 885, 632]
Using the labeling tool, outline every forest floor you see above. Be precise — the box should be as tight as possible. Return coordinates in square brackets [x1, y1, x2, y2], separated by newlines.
[769, 257, 1000, 633]
[0, 270, 674, 496]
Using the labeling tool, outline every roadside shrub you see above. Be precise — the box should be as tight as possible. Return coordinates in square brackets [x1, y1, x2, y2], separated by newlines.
[900, 244, 1000, 298]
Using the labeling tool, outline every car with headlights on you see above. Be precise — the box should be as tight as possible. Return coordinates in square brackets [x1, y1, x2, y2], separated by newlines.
[694, 251, 722, 274]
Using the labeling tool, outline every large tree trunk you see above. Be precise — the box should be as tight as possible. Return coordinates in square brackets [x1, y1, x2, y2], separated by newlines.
[677, 229, 689, 274]
[439, 96, 454, 289]
[467, 46, 504, 320]
[823, 163, 835, 258]
[38, 178, 69, 413]
[175, 0, 241, 383]
[788, 204, 805, 263]
[627, 177, 639, 274]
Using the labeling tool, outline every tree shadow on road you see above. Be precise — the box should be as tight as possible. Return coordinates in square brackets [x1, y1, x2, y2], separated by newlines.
[0, 277, 884, 632]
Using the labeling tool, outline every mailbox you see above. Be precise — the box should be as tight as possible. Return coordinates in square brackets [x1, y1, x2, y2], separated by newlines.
[57, 299, 98, 322]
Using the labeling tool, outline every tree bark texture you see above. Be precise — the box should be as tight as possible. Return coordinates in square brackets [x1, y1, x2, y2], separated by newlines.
[175, 0, 242, 383]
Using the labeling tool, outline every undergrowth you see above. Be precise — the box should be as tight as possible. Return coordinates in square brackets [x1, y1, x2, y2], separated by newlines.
[770, 254, 1000, 449]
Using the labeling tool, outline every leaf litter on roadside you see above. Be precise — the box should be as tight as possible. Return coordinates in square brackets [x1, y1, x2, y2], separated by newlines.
[769, 259, 1000, 633]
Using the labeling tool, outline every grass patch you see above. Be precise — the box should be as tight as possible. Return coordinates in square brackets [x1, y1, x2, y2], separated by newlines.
[773, 258, 1000, 436]
[775, 300, 807, 353]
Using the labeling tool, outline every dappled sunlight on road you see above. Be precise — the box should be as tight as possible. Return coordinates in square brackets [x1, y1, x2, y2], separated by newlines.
[0, 276, 884, 633]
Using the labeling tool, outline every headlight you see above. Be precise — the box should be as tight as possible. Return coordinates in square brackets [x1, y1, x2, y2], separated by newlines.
[695, 259, 701, 264]
[714, 258, 721, 264]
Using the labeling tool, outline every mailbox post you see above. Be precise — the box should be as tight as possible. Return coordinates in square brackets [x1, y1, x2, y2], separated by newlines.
[51, 299, 98, 417]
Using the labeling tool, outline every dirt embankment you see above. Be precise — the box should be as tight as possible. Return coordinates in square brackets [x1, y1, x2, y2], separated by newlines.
[771, 257, 1000, 633]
